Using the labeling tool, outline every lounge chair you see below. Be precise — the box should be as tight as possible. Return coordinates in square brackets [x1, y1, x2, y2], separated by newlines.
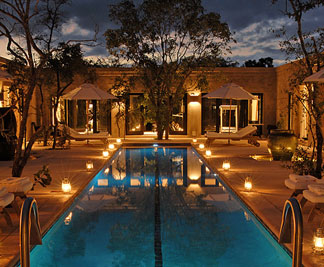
[0, 187, 19, 226]
[302, 184, 324, 224]
[205, 125, 258, 146]
[0, 177, 33, 199]
[58, 125, 110, 143]
[284, 174, 319, 198]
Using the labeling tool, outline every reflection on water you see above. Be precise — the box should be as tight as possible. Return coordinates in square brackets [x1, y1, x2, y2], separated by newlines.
[29, 147, 290, 267]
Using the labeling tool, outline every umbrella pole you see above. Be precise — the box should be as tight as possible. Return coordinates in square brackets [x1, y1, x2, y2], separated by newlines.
[228, 99, 232, 144]
[86, 100, 89, 133]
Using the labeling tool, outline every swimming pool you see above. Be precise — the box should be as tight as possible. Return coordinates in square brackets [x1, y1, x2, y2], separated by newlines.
[28, 147, 291, 266]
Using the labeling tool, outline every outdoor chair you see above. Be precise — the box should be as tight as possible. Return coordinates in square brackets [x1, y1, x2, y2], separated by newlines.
[302, 184, 324, 225]
[58, 125, 110, 143]
[0, 177, 33, 199]
[205, 125, 259, 146]
[0, 187, 19, 226]
[284, 173, 320, 198]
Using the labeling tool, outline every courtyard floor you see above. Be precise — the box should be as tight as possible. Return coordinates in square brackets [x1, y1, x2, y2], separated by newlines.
[0, 137, 323, 266]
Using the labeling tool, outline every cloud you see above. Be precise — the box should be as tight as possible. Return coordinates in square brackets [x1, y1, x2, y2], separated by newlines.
[61, 18, 91, 37]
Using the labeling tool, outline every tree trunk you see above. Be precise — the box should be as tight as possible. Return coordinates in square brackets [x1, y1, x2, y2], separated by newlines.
[52, 100, 59, 149]
[315, 122, 323, 178]
[12, 78, 36, 177]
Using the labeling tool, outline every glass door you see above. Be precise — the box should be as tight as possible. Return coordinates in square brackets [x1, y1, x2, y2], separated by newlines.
[220, 105, 238, 133]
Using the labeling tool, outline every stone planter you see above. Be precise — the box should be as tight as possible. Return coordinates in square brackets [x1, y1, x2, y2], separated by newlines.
[267, 129, 298, 161]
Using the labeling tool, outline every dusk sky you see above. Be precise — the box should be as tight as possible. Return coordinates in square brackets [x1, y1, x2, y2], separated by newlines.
[1, 0, 324, 66]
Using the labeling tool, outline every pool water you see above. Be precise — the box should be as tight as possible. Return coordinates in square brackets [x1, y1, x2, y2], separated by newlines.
[29, 147, 291, 266]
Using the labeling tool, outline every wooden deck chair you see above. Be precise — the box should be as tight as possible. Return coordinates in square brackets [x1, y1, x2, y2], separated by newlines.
[0, 187, 19, 226]
[205, 125, 258, 146]
[58, 124, 109, 144]
[0, 177, 33, 199]
[302, 185, 324, 226]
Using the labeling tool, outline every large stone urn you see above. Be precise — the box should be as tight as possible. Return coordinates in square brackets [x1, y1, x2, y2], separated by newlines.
[267, 129, 298, 161]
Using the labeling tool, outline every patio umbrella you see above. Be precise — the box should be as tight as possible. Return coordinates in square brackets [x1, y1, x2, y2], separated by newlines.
[62, 83, 117, 132]
[203, 83, 257, 136]
[304, 68, 324, 83]
[62, 83, 117, 100]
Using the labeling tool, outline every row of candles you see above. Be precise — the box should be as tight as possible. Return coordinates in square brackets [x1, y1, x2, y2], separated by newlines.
[61, 139, 121, 194]
[193, 139, 253, 191]
[194, 139, 324, 253]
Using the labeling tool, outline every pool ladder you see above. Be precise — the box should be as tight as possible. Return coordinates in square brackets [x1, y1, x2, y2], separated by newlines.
[19, 197, 42, 267]
[279, 197, 303, 267]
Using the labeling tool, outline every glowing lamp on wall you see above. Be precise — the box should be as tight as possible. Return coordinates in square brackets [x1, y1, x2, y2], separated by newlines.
[192, 138, 197, 143]
[86, 160, 94, 171]
[206, 150, 211, 156]
[244, 176, 253, 191]
[199, 144, 205, 149]
[222, 160, 230, 171]
[314, 228, 324, 254]
[62, 178, 71, 193]
[116, 138, 121, 143]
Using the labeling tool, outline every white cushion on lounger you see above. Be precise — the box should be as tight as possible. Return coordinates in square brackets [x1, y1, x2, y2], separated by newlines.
[0, 177, 33, 193]
[0, 188, 14, 207]
[288, 174, 317, 183]
[303, 189, 324, 203]
[284, 178, 310, 190]
[308, 184, 324, 195]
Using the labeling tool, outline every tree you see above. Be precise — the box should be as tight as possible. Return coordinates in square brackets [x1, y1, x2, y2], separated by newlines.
[0, 0, 70, 177]
[105, 0, 232, 139]
[272, 0, 324, 178]
[109, 75, 133, 138]
[243, 57, 274, 67]
[46, 42, 95, 149]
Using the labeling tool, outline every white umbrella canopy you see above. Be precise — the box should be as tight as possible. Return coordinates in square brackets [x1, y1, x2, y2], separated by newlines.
[203, 83, 257, 136]
[304, 69, 324, 83]
[203, 83, 257, 100]
[62, 83, 117, 100]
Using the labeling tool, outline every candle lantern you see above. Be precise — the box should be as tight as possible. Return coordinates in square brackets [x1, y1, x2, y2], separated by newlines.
[244, 176, 253, 191]
[102, 150, 109, 158]
[62, 178, 71, 193]
[108, 144, 115, 149]
[86, 160, 94, 171]
[314, 228, 324, 254]
[222, 160, 230, 171]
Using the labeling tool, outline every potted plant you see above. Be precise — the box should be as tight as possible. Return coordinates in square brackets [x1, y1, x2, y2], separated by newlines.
[267, 129, 298, 161]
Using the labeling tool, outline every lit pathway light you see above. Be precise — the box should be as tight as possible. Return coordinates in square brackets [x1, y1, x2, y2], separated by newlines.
[222, 160, 230, 171]
[244, 176, 253, 191]
[62, 178, 71, 193]
[86, 160, 94, 171]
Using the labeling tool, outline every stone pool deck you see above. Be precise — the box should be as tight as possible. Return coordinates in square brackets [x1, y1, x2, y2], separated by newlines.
[0, 138, 323, 266]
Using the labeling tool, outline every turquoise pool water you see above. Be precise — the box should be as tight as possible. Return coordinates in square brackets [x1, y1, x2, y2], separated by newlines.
[28, 147, 291, 266]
